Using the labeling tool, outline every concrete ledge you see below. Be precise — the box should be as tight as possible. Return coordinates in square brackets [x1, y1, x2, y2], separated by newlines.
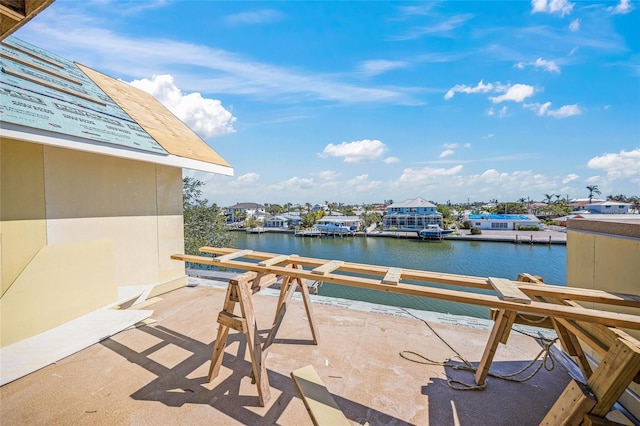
[568, 217, 640, 239]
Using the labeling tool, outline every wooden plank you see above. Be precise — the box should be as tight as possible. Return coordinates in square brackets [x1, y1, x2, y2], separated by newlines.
[488, 277, 531, 304]
[237, 279, 271, 406]
[170, 253, 640, 330]
[489, 308, 554, 329]
[195, 247, 640, 308]
[475, 309, 517, 386]
[588, 337, 640, 417]
[541, 379, 597, 426]
[291, 365, 350, 426]
[312, 260, 344, 276]
[583, 413, 626, 426]
[0, 5, 25, 20]
[251, 273, 279, 292]
[382, 267, 402, 285]
[258, 254, 291, 267]
[211, 249, 253, 263]
[217, 311, 246, 333]
[261, 278, 298, 357]
[297, 264, 320, 345]
[77, 63, 232, 170]
[551, 318, 593, 380]
[208, 285, 236, 382]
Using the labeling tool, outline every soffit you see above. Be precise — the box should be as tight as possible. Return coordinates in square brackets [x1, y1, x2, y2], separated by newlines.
[0, 0, 54, 41]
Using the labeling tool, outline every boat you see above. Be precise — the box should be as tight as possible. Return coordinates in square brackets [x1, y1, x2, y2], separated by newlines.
[315, 222, 356, 235]
[417, 224, 454, 240]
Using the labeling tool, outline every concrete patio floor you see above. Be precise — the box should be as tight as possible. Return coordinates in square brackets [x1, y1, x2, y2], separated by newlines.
[1, 280, 574, 425]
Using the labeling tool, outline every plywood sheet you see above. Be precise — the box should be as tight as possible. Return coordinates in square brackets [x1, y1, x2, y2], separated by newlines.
[76, 63, 231, 169]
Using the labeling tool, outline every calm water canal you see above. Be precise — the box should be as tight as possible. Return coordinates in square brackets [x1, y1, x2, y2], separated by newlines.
[231, 232, 567, 319]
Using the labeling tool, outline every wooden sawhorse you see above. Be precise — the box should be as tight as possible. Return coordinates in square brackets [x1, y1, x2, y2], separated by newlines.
[479, 274, 640, 425]
[207, 266, 319, 406]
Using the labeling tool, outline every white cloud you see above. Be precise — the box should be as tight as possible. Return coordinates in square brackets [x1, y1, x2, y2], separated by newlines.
[317, 170, 341, 180]
[225, 9, 284, 25]
[562, 173, 579, 184]
[515, 58, 561, 73]
[25, 18, 420, 106]
[234, 172, 260, 185]
[397, 165, 464, 184]
[360, 60, 408, 77]
[384, 156, 400, 164]
[439, 149, 455, 158]
[464, 143, 472, 148]
[498, 106, 509, 118]
[569, 19, 580, 32]
[390, 14, 474, 41]
[548, 104, 582, 118]
[346, 174, 382, 191]
[443, 143, 458, 149]
[129, 74, 236, 138]
[524, 102, 582, 118]
[587, 148, 640, 181]
[531, 0, 574, 16]
[533, 58, 560, 73]
[268, 176, 315, 191]
[444, 80, 493, 99]
[490, 84, 535, 103]
[608, 0, 634, 14]
[320, 139, 388, 163]
[484, 133, 494, 139]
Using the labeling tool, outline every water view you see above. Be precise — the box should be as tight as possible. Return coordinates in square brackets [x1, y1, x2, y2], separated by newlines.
[231, 233, 567, 319]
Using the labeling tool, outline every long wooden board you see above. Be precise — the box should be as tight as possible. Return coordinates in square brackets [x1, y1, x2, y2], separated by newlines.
[196, 247, 640, 308]
[172, 252, 640, 330]
[291, 365, 350, 426]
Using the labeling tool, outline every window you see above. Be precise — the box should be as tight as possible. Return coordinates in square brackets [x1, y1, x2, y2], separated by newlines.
[491, 222, 508, 229]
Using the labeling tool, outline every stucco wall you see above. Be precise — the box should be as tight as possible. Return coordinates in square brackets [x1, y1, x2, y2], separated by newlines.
[566, 218, 640, 418]
[0, 139, 186, 347]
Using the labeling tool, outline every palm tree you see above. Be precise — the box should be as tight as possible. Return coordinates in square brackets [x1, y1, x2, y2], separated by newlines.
[543, 193, 555, 205]
[586, 185, 601, 204]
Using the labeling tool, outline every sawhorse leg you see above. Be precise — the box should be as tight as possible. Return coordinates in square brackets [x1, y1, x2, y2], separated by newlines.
[263, 264, 320, 349]
[207, 272, 271, 406]
[475, 309, 517, 386]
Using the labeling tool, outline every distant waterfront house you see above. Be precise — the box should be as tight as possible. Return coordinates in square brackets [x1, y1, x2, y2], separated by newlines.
[264, 214, 301, 228]
[315, 216, 363, 231]
[467, 214, 542, 230]
[382, 197, 443, 231]
[586, 201, 631, 214]
[569, 198, 606, 210]
[227, 202, 266, 222]
[1, 37, 232, 351]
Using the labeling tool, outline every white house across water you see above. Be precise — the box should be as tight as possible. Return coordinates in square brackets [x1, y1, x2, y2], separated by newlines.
[382, 197, 444, 231]
[466, 214, 542, 230]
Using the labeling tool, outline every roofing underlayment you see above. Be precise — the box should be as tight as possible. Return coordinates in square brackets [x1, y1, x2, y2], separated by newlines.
[0, 36, 232, 175]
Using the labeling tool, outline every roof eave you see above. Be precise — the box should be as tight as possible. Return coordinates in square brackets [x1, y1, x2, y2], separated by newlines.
[1, 123, 234, 176]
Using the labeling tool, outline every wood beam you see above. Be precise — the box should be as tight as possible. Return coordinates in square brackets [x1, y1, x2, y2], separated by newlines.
[173, 253, 640, 330]
[196, 247, 640, 308]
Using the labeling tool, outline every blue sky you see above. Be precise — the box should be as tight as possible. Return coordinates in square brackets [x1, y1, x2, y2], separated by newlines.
[15, 0, 639, 206]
